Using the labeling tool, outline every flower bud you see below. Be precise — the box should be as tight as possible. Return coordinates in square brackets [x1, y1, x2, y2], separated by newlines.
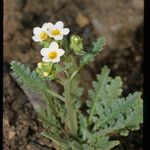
[70, 35, 83, 53]
[35, 62, 56, 80]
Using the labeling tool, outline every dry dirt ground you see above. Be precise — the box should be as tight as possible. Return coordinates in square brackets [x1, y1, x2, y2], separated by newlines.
[4, 0, 143, 149]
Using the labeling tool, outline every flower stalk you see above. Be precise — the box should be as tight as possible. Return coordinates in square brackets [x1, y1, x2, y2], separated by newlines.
[64, 79, 78, 136]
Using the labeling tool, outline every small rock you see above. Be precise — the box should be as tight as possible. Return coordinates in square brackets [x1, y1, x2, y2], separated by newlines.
[113, 64, 119, 70]
[8, 129, 16, 140]
[26, 144, 32, 150]
[38, 138, 51, 147]
[3, 117, 9, 127]
[76, 13, 90, 28]
[135, 55, 142, 63]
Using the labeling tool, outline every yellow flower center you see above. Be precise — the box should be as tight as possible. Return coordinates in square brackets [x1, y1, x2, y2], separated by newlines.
[37, 62, 42, 68]
[51, 29, 60, 36]
[40, 32, 47, 40]
[48, 51, 58, 60]
[43, 72, 49, 77]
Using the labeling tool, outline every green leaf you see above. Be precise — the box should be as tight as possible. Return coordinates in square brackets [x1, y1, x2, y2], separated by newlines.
[10, 60, 65, 114]
[70, 79, 84, 107]
[11, 61, 49, 93]
[39, 41, 50, 48]
[94, 136, 120, 150]
[79, 114, 89, 141]
[11, 61, 65, 100]
[41, 131, 69, 149]
[92, 36, 105, 53]
[81, 133, 119, 150]
[80, 36, 105, 65]
[87, 66, 143, 138]
[37, 107, 63, 134]
[88, 66, 111, 124]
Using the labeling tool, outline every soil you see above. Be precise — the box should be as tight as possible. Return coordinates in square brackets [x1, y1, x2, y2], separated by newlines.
[3, 0, 143, 149]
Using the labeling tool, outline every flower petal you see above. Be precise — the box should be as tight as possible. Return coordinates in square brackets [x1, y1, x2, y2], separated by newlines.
[49, 41, 59, 50]
[33, 27, 41, 35]
[51, 57, 60, 63]
[42, 22, 54, 30]
[32, 36, 40, 42]
[55, 21, 64, 29]
[40, 48, 50, 56]
[57, 49, 65, 56]
[53, 35, 63, 40]
[42, 57, 50, 62]
[63, 28, 70, 35]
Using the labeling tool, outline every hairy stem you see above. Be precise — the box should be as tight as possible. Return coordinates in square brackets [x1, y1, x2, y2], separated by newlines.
[46, 89, 65, 102]
[65, 80, 78, 136]
[41, 131, 69, 148]
[88, 100, 97, 124]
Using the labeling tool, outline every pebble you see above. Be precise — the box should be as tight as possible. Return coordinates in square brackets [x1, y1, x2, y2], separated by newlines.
[38, 138, 51, 147]
[135, 55, 142, 63]
[75, 13, 90, 28]
[8, 129, 16, 140]
[113, 64, 119, 70]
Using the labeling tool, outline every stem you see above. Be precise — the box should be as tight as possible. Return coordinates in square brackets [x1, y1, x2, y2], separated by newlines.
[88, 100, 96, 124]
[41, 131, 69, 148]
[46, 89, 65, 102]
[70, 65, 83, 81]
[65, 80, 78, 136]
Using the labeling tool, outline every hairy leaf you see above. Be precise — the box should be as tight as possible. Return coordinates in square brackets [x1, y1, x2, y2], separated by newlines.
[10, 61, 65, 114]
[37, 107, 63, 135]
[80, 36, 105, 65]
[11, 61, 49, 94]
[87, 66, 143, 138]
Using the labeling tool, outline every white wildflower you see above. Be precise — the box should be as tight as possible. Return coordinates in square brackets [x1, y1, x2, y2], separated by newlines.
[32, 23, 51, 42]
[47, 21, 70, 40]
[40, 41, 65, 63]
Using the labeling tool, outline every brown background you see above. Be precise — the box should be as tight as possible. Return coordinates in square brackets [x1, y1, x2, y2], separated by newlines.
[4, 0, 143, 149]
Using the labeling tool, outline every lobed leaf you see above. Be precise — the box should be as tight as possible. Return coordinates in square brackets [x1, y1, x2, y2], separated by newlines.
[80, 36, 105, 65]
[87, 66, 143, 138]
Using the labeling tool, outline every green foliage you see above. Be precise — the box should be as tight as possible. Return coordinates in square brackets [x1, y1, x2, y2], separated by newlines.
[11, 60, 50, 94]
[79, 114, 120, 150]
[70, 35, 84, 55]
[10, 61, 142, 150]
[10, 61, 65, 113]
[70, 79, 84, 109]
[77, 66, 143, 150]
[87, 66, 143, 136]
[35, 62, 56, 80]
[10, 33, 143, 150]
[40, 41, 51, 48]
[80, 36, 105, 65]
[37, 107, 62, 134]
[41, 131, 70, 149]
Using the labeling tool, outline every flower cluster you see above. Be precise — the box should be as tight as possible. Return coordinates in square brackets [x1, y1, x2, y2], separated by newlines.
[32, 21, 69, 63]
[32, 21, 84, 80]
[35, 62, 56, 79]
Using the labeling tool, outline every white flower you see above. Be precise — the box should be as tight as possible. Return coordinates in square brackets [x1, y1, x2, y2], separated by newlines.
[32, 23, 51, 42]
[40, 42, 65, 63]
[47, 21, 70, 40]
